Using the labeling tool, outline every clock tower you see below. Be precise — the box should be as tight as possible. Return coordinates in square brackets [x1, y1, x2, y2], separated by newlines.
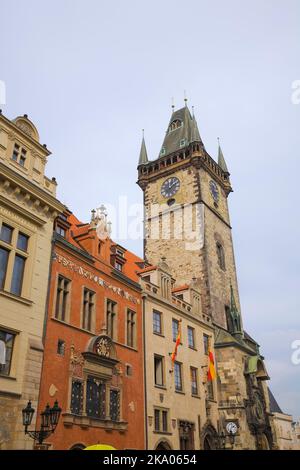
[137, 103, 277, 449]
[137, 104, 241, 330]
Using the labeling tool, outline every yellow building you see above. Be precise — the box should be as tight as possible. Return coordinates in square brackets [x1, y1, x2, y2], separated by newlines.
[0, 112, 64, 449]
[139, 260, 219, 450]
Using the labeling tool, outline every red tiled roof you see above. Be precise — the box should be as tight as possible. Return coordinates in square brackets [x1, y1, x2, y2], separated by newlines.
[172, 284, 189, 293]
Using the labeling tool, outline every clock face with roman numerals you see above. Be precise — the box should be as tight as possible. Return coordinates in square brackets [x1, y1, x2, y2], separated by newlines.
[161, 177, 180, 198]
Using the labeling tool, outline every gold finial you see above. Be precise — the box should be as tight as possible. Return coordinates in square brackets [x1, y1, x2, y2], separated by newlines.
[184, 90, 187, 106]
[171, 97, 175, 112]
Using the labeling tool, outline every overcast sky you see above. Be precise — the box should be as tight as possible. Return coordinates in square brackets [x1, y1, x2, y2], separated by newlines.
[1, 0, 299, 419]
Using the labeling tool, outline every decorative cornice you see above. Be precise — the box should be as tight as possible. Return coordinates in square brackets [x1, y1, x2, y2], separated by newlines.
[0, 161, 65, 216]
[0, 114, 51, 156]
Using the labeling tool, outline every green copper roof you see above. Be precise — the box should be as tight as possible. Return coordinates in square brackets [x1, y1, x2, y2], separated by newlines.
[218, 142, 229, 173]
[159, 106, 203, 158]
[138, 136, 148, 165]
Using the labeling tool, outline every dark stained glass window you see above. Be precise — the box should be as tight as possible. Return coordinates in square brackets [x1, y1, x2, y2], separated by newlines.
[86, 376, 106, 419]
[70, 380, 83, 415]
[110, 389, 120, 421]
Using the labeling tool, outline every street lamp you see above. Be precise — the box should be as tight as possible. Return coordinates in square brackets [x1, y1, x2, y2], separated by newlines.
[22, 400, 62, 446]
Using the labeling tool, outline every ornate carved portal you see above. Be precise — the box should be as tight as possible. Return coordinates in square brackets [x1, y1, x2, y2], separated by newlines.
[178, 421, 195, 450]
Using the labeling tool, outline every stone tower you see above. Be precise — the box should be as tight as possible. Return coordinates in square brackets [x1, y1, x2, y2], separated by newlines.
[137, 104, 241, 330]
[137, 104, 277, 449]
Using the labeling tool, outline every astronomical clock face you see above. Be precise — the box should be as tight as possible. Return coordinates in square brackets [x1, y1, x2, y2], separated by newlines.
[209, 180, 219, 203]
[161, 177, 180, 198]
[253, 393, 265, 423]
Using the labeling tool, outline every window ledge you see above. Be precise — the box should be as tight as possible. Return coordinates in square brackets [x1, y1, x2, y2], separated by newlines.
[191, 394, 201, 399]
[62, 413, 128, 431]
[0, 289, 33, 305]
[175, 389, 185, 395]
[0, 374, 17, 381]
[153, 431, 173, 436]
[154, 385, 167, 390]
[153, 332, 164, 338]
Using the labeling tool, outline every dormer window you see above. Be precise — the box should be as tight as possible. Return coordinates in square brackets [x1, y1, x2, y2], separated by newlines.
[168, 119, 182, 133]
[115, 262, 123, 272]
[179, 139, 186, 148]
[55, 225, 66, 237]
[160, 147, 166, 156]
[12, 143, 27, 167]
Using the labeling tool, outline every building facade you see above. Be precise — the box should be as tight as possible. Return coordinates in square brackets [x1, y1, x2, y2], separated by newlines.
[139, 261, 220, 450]
[137, 104, 277, 449]
[0, 112, 64, 449]
[37, 208, 145, 449]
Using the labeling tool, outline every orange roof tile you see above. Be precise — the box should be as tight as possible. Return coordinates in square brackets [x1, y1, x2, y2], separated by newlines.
[172, 284, 189, 293]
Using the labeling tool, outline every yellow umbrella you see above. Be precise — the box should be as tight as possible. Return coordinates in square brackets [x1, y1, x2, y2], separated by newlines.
[84, 444, 116, 451]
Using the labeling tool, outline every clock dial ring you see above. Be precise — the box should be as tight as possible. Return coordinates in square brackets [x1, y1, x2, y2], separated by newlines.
[161, 177, 180, 198]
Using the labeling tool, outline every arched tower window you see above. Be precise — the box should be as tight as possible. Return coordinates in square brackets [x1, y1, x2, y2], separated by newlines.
[168, 119, 182, 132]
[216, 242, 226, 270]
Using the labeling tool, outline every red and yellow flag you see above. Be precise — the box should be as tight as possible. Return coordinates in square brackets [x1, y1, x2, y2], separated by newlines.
[171, 320, 182, 364]
[207, 346, 216, 381]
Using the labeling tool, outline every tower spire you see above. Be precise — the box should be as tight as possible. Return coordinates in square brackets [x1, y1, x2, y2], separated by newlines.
[229, 283, 243, 337]
[138, 130, 148, 166]
[217, 138, 229, 174]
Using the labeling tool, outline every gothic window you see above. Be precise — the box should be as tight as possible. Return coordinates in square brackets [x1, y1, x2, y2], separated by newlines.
[174, 361, 183, 392]
[70, 380, 83, 415]
[216, 242, 226, 270]
[0, 247, 9, 289]
[11, 254, 26, 296]
[0, 329, 16, 376]
[153, 310, 162, 334]
[12, 143, 27, 167]
[57, 339, 65, 356]
[187, 326, 195, 349]
[110, 389, 120, 421]
[126, 310, 136, 348]
[190, 367, 198, 395]
[154, 355, 164, 386]
[82, 288, 95, 331]
[207, 380, 214, 400]
[169, 119, 182, 132]
[172, 318, 179, 342]
[154, 408, 169, 432]
[203, 334, 209, 355]
[86, 375, 106, 419]
[55, 275, 70, 321]
[106, 299, 117, 340]
[0, 222, 29, 297]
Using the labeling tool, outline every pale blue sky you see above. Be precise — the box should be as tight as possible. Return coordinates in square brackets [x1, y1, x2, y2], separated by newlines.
[1, 0, 299, 418]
